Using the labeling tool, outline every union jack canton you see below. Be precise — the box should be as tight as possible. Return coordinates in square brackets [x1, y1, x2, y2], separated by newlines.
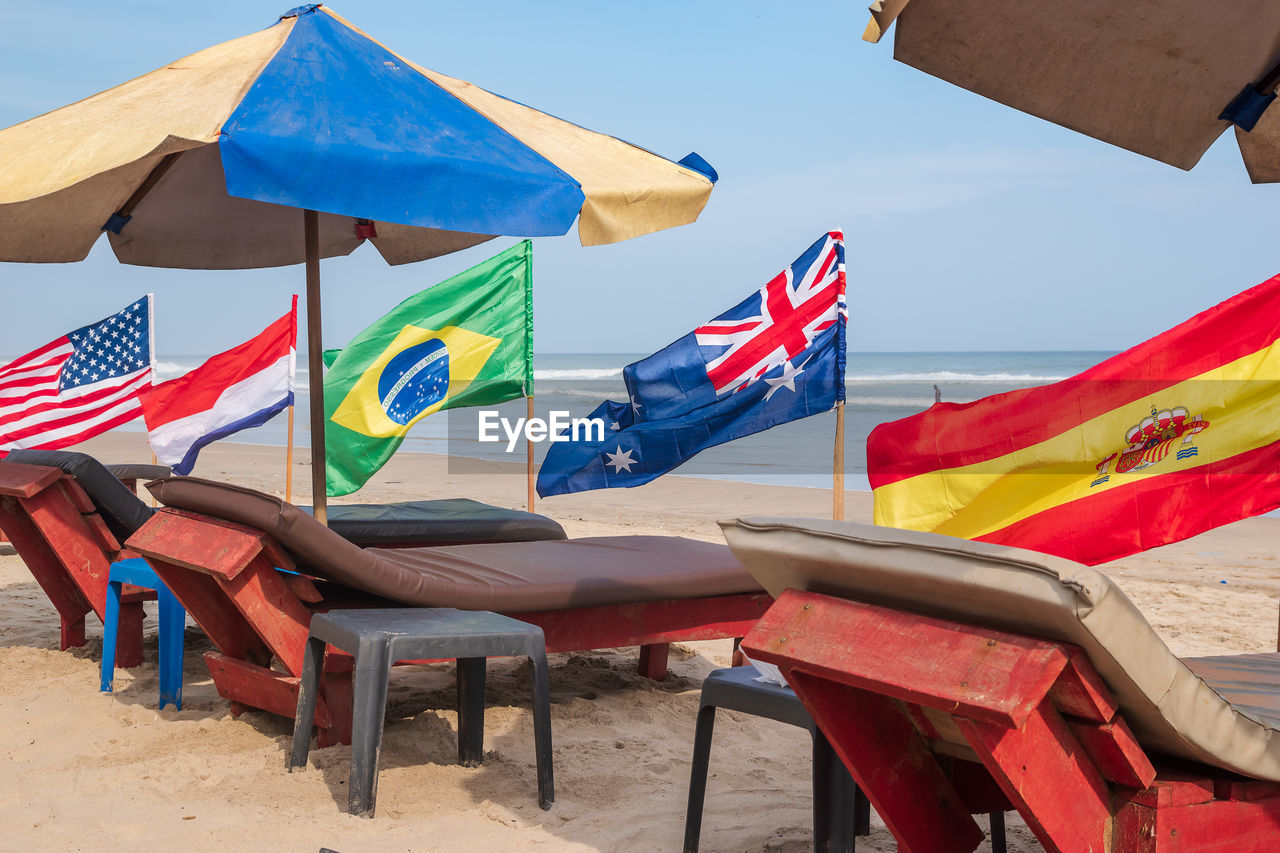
[695, 231, 846, 395]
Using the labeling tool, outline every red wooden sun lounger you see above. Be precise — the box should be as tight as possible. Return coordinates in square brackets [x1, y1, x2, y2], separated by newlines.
[126, 477, 771, 746]
[0, 449, 564, 669]
[0, 456, 169, 664]
[725, 517, 1280, 853]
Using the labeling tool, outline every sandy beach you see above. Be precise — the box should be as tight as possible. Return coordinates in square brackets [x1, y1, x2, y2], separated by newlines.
[2, 432, 1278, 852]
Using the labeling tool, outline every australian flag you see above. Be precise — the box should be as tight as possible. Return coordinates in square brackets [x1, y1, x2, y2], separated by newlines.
[537, 232, 847, 497]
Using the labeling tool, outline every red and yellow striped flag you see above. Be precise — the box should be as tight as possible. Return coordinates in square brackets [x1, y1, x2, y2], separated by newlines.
[868, 274, 1280, 565]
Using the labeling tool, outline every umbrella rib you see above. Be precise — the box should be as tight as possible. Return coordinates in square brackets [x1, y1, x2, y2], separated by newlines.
[103, 151, 184, 233]
[1258, 61, 1280, 97]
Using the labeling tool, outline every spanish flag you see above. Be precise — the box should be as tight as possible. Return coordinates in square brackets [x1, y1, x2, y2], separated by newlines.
[869, 274, 1280, 565]
[323, 241, 533, 496]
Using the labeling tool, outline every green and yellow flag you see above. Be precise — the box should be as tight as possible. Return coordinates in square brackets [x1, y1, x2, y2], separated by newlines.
[324, 241, 533, 495]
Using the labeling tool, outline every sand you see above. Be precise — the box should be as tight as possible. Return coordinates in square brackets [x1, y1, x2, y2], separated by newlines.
[2, 432, 1277, 852]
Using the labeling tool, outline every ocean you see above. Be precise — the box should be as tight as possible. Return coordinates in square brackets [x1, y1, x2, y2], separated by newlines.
[127, 351, 1115, 491]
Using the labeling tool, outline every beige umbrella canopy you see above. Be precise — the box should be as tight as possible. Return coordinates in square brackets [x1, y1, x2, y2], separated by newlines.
[0, 5, 717, 517]
[864, 0, 1280, 181]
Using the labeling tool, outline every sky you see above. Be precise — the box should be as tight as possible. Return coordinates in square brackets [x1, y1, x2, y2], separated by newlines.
[3, 0, 1280, 359]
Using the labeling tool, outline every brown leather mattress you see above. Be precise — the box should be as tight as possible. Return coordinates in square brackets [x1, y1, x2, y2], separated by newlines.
[146, 476, 761, 612]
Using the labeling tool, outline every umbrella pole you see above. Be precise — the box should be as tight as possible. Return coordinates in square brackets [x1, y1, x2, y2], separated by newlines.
[304, 209, 328, 525]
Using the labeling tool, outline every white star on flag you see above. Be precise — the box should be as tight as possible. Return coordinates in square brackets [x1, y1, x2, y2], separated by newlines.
[763, 355, 811, 402]
[630, 395, 642, 415]
[604, 445, 637, 473]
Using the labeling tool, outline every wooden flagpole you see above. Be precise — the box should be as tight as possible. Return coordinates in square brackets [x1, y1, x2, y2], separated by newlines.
[526, 395, 536, 511]
[285, 404, 295, 504]
[833, 402, 845, 521]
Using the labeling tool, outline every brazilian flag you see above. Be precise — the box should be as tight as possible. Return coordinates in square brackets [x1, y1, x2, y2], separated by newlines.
[323, 241, 533, 495]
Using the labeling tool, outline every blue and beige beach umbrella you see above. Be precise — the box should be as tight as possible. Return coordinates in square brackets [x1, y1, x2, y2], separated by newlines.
[0, 4, 717, 517]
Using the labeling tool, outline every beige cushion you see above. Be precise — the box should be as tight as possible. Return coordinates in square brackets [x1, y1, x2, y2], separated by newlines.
[720, 517, 1280, 781]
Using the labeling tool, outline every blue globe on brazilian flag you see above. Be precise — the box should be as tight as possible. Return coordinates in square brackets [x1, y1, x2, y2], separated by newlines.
[323, 241, 533, 495]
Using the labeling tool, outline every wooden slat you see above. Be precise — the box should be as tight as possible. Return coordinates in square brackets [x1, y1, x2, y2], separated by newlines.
[1067, 716, 1157, 789]
[788, 669, 985, 853]
[1129, 773, 1216, 808]
[280, 572, 324, 604]
[743, 589, 1068, 729]
[22, 486, 113, 619]
[60, 615, 85, 650]
[60, 479, 96, 514]
[218, 553, 316, 675]
[922, 704, 970, 746]
[0, 463, 62, 499]
[150, 558, 272, 666]
[903, 701, 943, 739]
[81, 512, 121, 556]
[118, 584, 158, 603]
[521, 592, 772, 653]
[127, 510, 264, 580]
[637, 643, 669, 680]
[205, 651, 332, 728]
[1213, 778, 1280, 802]
[317, 669, 353, 748]
[0, 495, 93, 622]
[947, 758, 1012, 814]
[1048, 647, 1119, 723]
[1112, 801, 1158, 853]
[259, 537, 298, 574]
[115, 600, 145, 669]
[958, 698, 1113, 853]
[1116, 793, 1280, 852]
[928, 737, 983, 764]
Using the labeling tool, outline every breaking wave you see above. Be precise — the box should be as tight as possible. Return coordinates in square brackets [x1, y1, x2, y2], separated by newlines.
[534, 368, 624, 380]
[848, 372, 1065, 382]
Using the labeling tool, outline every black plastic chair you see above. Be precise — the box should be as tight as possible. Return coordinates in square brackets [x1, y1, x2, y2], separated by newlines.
[288, 607, 553, 817]
[683, 665, 1007, 852]
[683, 665, 869, 852]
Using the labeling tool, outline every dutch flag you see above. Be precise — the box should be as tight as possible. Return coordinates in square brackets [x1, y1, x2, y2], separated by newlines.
[140, 298, 297, 475]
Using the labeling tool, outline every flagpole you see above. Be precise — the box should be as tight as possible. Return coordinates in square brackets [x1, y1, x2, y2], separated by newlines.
[285, 404, 295, 504]
[303, 209, 328, 525]
[833, 402, 845, 521]
[526, 395, 536, 511]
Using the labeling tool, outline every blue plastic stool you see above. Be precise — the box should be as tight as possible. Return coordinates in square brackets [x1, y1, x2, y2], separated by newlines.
[100, 558, 185, 710]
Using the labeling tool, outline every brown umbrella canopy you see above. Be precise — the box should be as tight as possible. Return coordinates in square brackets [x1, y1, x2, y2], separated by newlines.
[864, 0, 1280, 180]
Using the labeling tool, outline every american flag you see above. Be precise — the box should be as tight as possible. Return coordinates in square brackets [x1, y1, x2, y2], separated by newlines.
[694, 231, 845, 395]
[0, 296, 154, 453]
